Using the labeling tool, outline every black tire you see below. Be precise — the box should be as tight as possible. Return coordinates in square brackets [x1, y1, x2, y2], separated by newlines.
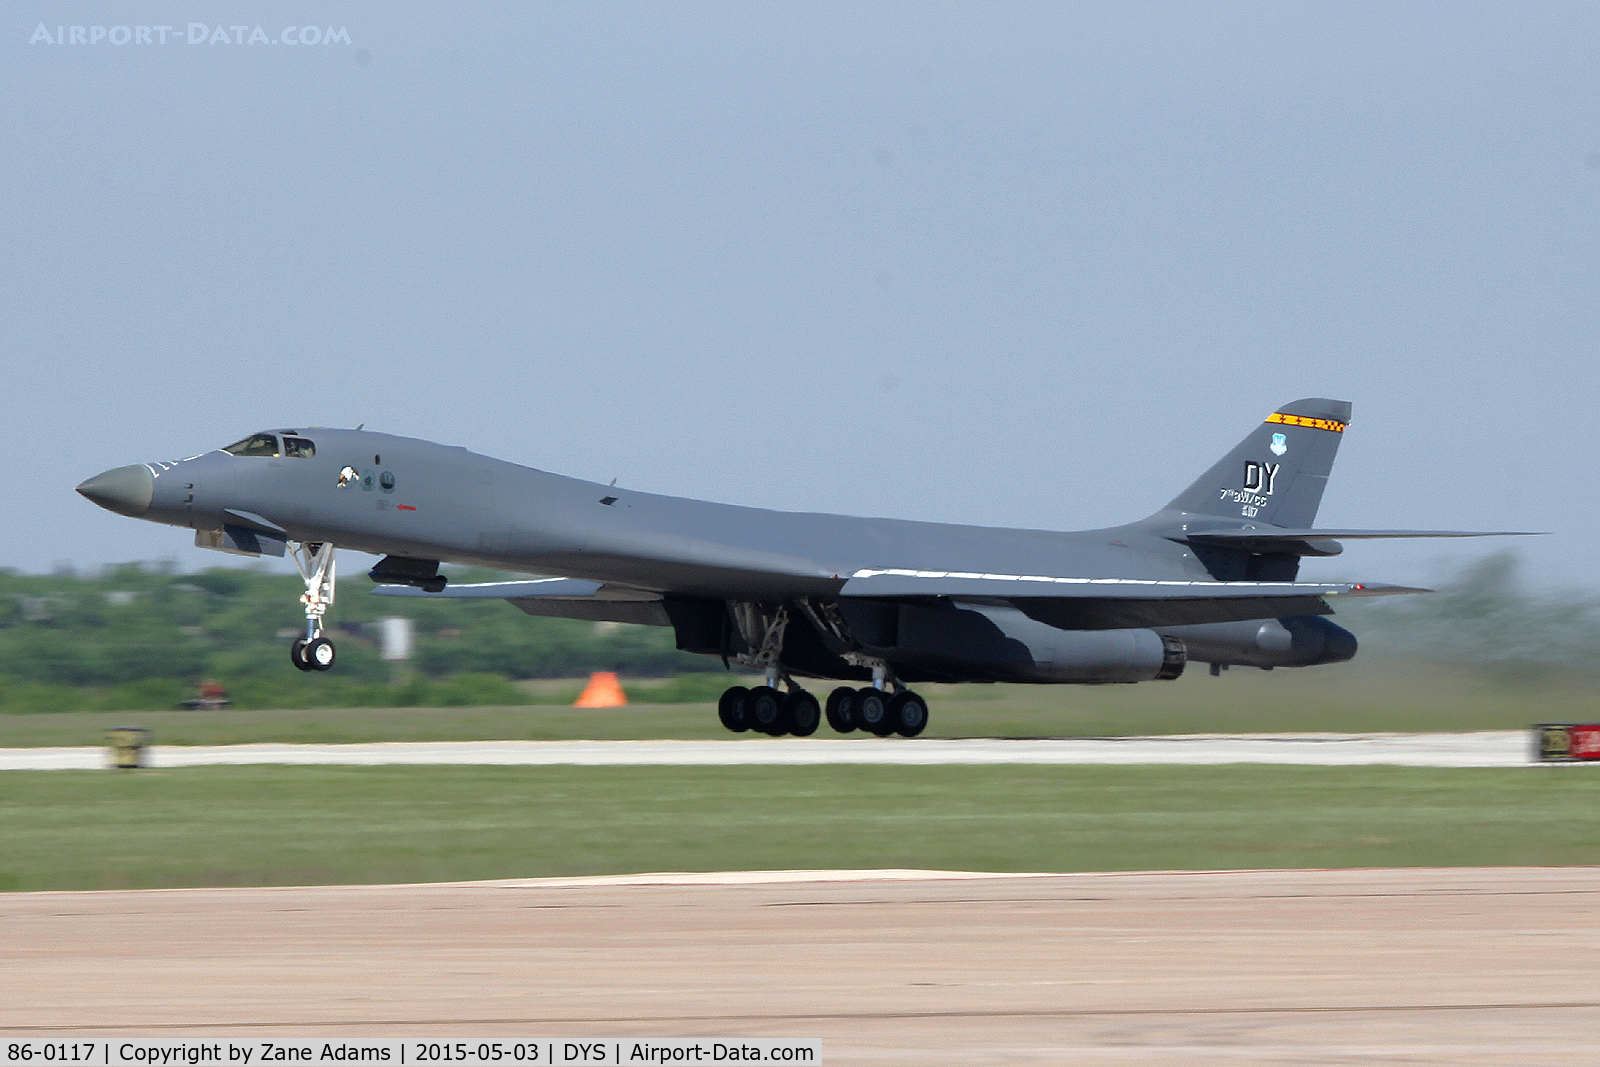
[824, 687, 857, 733]
[304, 636, 336, 671]
[889, 690, 929, 737]
[785, 690, 821, 737]
[717, 686, 750, 732]
[290, 639, 313, 672]
[747, 685, 786, 735]
[856, 687, 894, 736]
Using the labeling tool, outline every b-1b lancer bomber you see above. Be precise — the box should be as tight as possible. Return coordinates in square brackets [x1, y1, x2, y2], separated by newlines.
[77, 398, 1523, 737]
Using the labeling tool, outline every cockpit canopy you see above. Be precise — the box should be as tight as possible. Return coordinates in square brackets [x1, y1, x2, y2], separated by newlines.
[222, 432, 316, 458]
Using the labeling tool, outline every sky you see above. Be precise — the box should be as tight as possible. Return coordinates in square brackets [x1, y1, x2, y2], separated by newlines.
[5, 2, 1597, 590]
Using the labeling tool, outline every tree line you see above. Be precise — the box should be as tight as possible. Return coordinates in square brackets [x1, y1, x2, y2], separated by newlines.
[0, 562, 709, 711]
[0, 553, 1592, 712]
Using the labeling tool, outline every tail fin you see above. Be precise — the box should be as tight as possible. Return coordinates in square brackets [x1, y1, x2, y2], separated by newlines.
[1158, 398, 1352, 529]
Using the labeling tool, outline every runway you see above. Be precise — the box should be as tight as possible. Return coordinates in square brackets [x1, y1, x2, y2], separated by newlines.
[4, 867, 1599, 1065]
[0, 730, 1538, 769]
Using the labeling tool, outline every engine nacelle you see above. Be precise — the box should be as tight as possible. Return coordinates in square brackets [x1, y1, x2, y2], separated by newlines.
[1159, 614, 1357, 669]
[841, 599, 1187, 684]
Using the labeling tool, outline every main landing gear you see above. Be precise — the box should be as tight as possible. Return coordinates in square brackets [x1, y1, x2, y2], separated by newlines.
[288, 541, 337, 672]
[822, 685, 928, 737]
[717, 685, 822, 737]
[716, 682, 927, 737]
[713, 600, 930, 738]
[714, 603, 818, 736]
[820, 655, 928, 737]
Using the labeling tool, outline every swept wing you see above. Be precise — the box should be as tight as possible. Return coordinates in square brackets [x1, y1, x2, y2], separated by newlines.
[376, 571, 1425, 632]
[840, 568, 1424, 629]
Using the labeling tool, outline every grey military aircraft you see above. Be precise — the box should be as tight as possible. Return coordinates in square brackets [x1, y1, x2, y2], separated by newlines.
[77, 398, 1522, 737]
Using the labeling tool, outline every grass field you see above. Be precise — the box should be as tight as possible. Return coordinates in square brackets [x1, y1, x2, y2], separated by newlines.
[1, 663, 1593, 747]
[2, 763, 1598, 891]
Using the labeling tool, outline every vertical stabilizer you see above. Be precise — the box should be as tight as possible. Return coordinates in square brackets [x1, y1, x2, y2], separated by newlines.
[1159, 398, 1351, 529]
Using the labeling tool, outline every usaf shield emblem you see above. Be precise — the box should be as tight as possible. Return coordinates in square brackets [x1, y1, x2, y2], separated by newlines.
[1269, 432, 1288, 457]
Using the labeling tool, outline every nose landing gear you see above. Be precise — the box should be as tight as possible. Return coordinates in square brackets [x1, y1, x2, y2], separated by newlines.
[292, 635, 336, 671]
[289, 541, 337, 672]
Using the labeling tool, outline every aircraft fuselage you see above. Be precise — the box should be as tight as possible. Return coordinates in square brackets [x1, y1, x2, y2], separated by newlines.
[129, 428, 1207, 599]
[89, 399, 1464, 733]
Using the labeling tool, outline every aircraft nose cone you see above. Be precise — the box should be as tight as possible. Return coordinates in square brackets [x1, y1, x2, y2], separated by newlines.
[76, 464, 155, 517]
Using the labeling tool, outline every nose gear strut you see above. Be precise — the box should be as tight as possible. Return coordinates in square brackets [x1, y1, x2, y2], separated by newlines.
[289, 541, 337, 671]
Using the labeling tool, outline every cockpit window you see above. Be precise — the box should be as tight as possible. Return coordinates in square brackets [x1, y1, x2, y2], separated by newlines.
[222, 434, 280, 458]
[283, 436, 316, 458]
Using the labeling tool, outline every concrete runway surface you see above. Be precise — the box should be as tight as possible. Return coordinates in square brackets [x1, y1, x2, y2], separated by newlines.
[0, 731, 1537, 769]
[5, 867, 1600, 1065]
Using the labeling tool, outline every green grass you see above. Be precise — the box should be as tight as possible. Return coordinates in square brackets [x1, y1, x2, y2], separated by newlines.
[2, 663, 1594, 747]
[2, 763, 1599, 892]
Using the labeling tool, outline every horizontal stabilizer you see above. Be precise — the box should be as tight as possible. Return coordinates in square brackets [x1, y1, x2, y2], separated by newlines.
[841, 569, 1426, 630]
[1188, 527, 1539, 543]
[1183, 527, 1541, 557]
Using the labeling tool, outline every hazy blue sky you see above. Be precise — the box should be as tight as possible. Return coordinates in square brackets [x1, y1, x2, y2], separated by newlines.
[6, 2, 1597, 589]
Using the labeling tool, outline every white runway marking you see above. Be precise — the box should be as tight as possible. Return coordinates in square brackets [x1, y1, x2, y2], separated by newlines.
[0, 731, 1542, 770]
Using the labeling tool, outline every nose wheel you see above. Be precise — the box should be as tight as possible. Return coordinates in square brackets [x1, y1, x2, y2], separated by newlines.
[291, 635, 337, 672]
[289, 542, 338, 672]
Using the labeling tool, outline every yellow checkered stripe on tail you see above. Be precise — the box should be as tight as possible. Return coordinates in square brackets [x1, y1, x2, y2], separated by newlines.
[1266, 412, 1346, 433]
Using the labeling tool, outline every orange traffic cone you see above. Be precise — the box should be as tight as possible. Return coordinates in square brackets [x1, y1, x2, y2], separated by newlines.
[574, 671, 627, 707]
